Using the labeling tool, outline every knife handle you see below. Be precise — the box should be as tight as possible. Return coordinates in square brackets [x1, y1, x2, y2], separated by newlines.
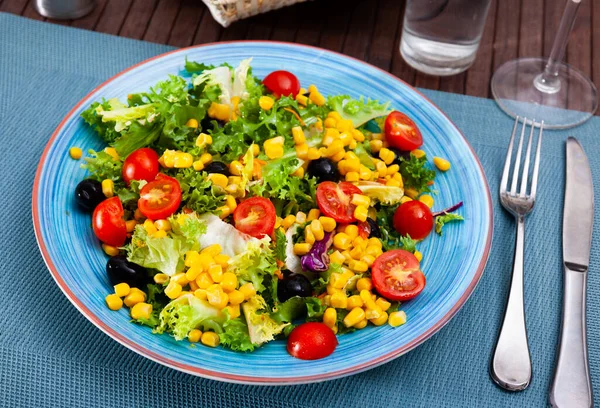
[549, 266, 593, 408]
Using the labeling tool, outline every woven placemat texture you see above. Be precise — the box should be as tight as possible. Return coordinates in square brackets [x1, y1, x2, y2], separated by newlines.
[1, 12, 599, 408]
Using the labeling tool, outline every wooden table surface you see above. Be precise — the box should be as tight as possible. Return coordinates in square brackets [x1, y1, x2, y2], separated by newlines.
[2, 0, 599, 104]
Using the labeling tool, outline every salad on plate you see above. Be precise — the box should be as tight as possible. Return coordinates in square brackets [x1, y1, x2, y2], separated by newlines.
[71, 58, 464, 360]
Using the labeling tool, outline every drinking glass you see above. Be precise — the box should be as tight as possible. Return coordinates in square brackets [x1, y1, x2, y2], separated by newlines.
[400, 0, 492, 76]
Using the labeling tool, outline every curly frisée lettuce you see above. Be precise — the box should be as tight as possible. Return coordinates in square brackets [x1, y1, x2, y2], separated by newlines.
[242, 295, 289, 346]
[155, 294, 224, 340]
[328, 95, 392, 127]
[228, 237, 278, 293]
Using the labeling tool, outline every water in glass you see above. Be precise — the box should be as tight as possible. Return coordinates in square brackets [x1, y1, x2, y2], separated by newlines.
[400, 0, 492, 76]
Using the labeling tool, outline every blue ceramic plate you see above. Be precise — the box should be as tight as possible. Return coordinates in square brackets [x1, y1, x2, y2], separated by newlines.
[33, 42, 493, 385]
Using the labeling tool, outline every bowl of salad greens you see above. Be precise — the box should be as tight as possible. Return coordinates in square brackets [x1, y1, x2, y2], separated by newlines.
[33, 42, 492, 384]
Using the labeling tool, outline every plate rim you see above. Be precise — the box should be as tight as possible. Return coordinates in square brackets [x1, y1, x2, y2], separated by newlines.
[32, 40, 494, 385]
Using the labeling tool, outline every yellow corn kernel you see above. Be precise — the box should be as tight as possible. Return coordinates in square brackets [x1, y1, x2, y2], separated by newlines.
[152, 230, 167, 239]
[189, 281, 199, 291]
[336, 119, 354, 133]
[360, 254, 376, 267]
[296, 143, 309, 160]
[173, 152, 193, 168]
[207, 264, 223, 283]
[347, 295, 364, 310]
[343, 224, 358, 239]
[375, 298, 392, 312]
[104, 147, 119, 160]
[193, 160, 205, 171]
[365, 245, 383, 258]
[250, 144, 260, 156]
[388, 311, 407, 327]
[239, 283, 256, 300]
[185, 118, 199, 129]
[329, 250, 346, 266]
[291, 166, 304, 179]
[281, 215, 296, 229]
[291, 126, 306, 145]
[399, 196, 413, 205]
[352, 129, 365, 142]
[224, 304, 241, 319]
[295, 211, 307, 223]
[349, 260, 368, 272]
[384, 179, 401, 187]
[411, 149, 426, 159]
[324, 117, 337, 128]
[333, 233, 351, 250]
[310, 219, 325, 241]
[217, 206, 231, 219]
[309, 90, 326, 106]
[171, 273, 189, 286]
[307, 209, 320, 222]
[330, 291, 348, 309]
[264, 136, 285, 159]
[326, 111, 340, 120]
[352, 319, 366, 329]
[133, 209, 145, 222]
[329, 273, 348, 290]
[404, 188, 419, 199]
[323, 295, 331, 306]
[359, 289, 377, 308]
[386, 164, 400, 176]
[130, 302, 152, 320]
[351, 194, 371, 208]
[307, 147, 321, 160]
[213, 254, 230, 268]
[228, 290, 245, 305]
[358, 165, 372, 180]
[101, 179, 114, 198]
[165, 281, 183, 299]
[419, 194, 434, 208]
[296, 94, 308, 106]
[102, 244, 119, 257]
[105, 294, 123, 311]
[345, 171, 359, 182]
[224, 184, 240, 196]
[224, 195, 237, 212]
[353, 206, 368, 223]
[124, 220, 137, 233]
[195, 133, 213, 147]
[208, 102, 231, 121]
[304, 227, 315, 245]
[185, 250, 200, 267]
[356, 278, 373, 292]
[154, 273, 169, 285]
[195, 273, 214, 289]
[370, 311, 389, 326]
[200, 153, 213, 165]
[207, 173, 228, 189]
[185, 265, 202, 281]
[353, 236, 367, 250]
[343, 307, 366, 328]
[329, 150, 345, 162]
[414, 250, 423, 262]
[207, 285, 229, 309]
[114, 283, 130, 298]
[228, 160, 243, 176]
[317, 217, 336, 233]
[375, 162, 387, 176]
[293, 243, 312, 255]
[379, 148, 395, 165]
[367, 237, 382, 248]
[201, 331, 220, 347]
[326, 285, 342, 296]
[365, 305, 383, 319]
[231, 96, 240, 112]
[349, 246, 364, 260]
[123, 289, 145, 308]
[315, 117, 323, 131]
[334, 132, 350, 148]
[194, 289, 207, 300]
[154, 219, 171, 232]
[323, 307, 337, 328]
[369, 140, 383, 153]
[259, 95, 275, 110]
[188, 328, 202, 343]
[220, 271, 238, 292]
[325, 140, 344, 157]
[69, 146, 82, 160]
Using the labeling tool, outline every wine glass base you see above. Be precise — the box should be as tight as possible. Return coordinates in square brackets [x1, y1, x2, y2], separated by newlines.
[491, 57, 598, 129]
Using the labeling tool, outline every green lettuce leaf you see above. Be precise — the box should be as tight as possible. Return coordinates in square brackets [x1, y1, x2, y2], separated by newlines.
[228, 237, 278, 293]
[435, 213, 464, 235]
[274, 229, 287, 264]
[169, 168, 225, 215]
[80, 100, 121, 144]
[356, 182, 404, 205]
[399, 153, 436, 193]
[219, 317, 256, 352]
[241, 295, 289, 346]
[155, 294, 224, 340]
[328, 95, 392, 127]
[82, 149, 123, 183]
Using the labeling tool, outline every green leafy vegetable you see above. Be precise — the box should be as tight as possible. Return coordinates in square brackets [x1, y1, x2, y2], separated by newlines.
[241, 295, 289, 345]
[356, 182, 404, 205]
[376, 205, 417, 252]
[82, 149, 123, 183]
[399, 154, 436, 193]
[80, 100, 121, 144]
[134, 283, 167, 328]
[169, 168, 225, 215]
[228, 237, 277, 293]
[184, 59, 214, 73]
[399, 235, 417, 253]
[219, 317, 256, 352]
[354, 143, 375, 170]
[328, 95, 392, 127]
[274, 229, 287, 264]
[155, 294, 224, 340]
[435, 213, 464, 235]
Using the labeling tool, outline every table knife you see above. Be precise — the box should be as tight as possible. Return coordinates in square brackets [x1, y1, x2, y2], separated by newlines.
[549, 137, 594, 408]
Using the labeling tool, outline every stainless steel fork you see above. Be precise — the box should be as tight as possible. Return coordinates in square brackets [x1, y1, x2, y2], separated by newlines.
[490, 117, 544, 391]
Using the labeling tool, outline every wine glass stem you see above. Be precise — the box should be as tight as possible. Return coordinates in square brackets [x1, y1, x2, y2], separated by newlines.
[534, 0, 581, 93]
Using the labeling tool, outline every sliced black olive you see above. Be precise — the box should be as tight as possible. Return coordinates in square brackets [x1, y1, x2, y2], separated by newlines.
[106, 255, 147, 287]
[204, 161, 230, 176]
[366, 218, 381, 238]
[388, 147, 410, 166]
[307, 158, 339, 182]
[277, 273, 312, 302]
[75, 179, 105, 212]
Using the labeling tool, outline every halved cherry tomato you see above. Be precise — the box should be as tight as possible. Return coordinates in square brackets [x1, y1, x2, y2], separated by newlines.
[316, 181, 362, 223]
[393, 200, 433, 240]
[263, 70, 300, 98]
[371, 249, 426, 301]
[93, 197, 127, 247]
[357, 221, 371, 239]
[384, 111, 423, 151]
[122, 148, 159, 186]
[287, 322, 338, 360]
[233, 197, 276, 238]
[138, 174, 182, 220]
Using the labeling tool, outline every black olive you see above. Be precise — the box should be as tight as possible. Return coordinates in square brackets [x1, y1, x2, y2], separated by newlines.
[106, 255, 147, 287]
[75, 179, 105, 212]
[277, 273, 312, 302]
[204, 161, 230, 176]
[366, 218, 381, 238]
[388, 147, 410, 166]
[307, 158, 339, 182]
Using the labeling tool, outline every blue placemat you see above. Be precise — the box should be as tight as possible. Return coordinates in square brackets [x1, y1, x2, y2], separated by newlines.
[1, 12, 598, 408]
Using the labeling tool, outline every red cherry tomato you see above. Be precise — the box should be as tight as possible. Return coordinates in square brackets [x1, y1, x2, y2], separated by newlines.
[138, 174, 182, 220]
[233, 197, 276, 238]
[357, 221, 371, 239]
[316, 181, 362, 224]
[287, 322, 338, 360]
[384, 111, 423, 151]
[371, 249, 426, 301]
[393, 200, 433, 240]
[263, 70, 300, 98]
[93, 197, 127, 247]
[122, 148, 159, 186]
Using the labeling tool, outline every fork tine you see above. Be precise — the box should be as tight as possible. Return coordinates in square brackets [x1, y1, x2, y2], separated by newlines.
[519, 119, 536, 197]
[530, 121, 544, 198]
[510, 117, 527, 194]
[500, 116, 520, 193]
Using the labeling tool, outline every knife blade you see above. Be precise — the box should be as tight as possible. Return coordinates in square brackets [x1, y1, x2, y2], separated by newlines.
[549, 137, 594, 408]
[562, 137, 594, 270]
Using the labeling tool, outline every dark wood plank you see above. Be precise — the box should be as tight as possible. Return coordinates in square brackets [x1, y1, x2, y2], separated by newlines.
[294, 1, 323, 47]
[341, 0, 377, 61]
[70, 0, 107, 30]
[414, 72, 440, 91]
[439, 72, 466, 94]
[21, 0, 43, 20]
[518, 0, 543, 58]
[491, 0, 521, 72]
[318, 0, 353, 53]
[543, 0, 567, 110]
[119, 0, 158, 40]
[95, 0, 133, 35]
[465, 0, 497, 98]
[220, 19, 249, 41]
[192, 4, 222, 44]
[245, 10, 275, 40]
[167, 0, 204, 47]
[0, 0, 27, 13]
[366, 0, 403, 72]
[390, 0, 416, 86]
[268, 4, 298, 43]
[143, 0, 180, 44]
[593, 0, 600, 89]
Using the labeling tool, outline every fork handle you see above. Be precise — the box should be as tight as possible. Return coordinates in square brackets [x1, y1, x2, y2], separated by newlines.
[490, 214, 532, 391]
[549, 266, 593, 408]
